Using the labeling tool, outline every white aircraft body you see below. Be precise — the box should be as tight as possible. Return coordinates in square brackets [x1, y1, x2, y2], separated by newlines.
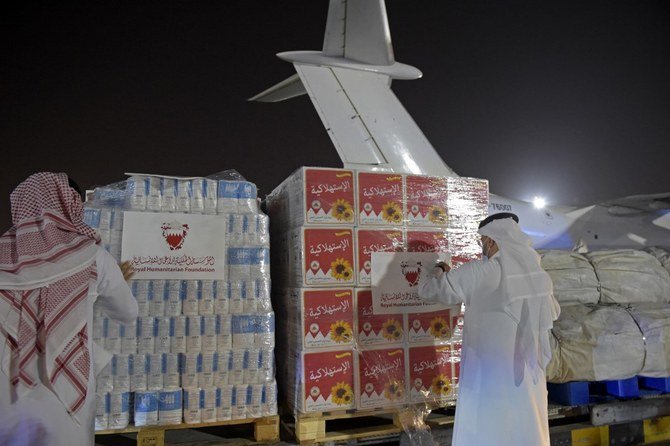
[252, 0, 670, 250]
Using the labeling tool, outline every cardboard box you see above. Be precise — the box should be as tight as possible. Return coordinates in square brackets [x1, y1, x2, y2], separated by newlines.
[355, 228, 405, 286]
[406, 229, 449, 254]
[297, 350, 356, 413]
[408, 308, 460, 344]
[357, 172, 404, 226]
[275, 227, 356, 287]
[356, 288, 405, 346]
[357, 347, 407, 409]
[408, 345, 458, 403]
[405, 175, 448, 227]
[266, 167, 356, 228]
[285, 288, 355, 350]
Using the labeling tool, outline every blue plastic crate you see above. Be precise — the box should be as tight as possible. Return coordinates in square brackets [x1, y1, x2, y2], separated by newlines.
[547, 381, 590, 406]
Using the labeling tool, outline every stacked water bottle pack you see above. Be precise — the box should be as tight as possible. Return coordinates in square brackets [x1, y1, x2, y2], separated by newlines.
[85, 172, 277, 430]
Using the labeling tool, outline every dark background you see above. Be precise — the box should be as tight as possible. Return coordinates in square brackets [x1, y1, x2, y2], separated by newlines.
[2, 1, 669, 229]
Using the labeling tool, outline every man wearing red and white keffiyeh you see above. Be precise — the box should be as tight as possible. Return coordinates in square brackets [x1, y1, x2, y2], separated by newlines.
[0, 172, 138, 446]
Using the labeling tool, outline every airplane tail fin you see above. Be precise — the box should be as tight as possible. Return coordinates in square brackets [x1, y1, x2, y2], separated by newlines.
[249, 0, 458, 178]
[248, 74, 306, 103]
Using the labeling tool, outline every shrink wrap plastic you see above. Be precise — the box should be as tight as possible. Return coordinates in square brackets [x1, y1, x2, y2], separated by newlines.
[268, 167, 488, 425]
[539, 249, 670, 305]
[547, 303, 670, 382]
[88, 171, 276, 430]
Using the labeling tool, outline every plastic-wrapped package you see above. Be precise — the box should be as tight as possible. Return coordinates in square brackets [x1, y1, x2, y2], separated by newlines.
[624, 303, 670, 377]
[357, 347, 407, 409]
[281, 288, 355, 350]
[94, 393, 109, 431]
[134, 391, 159, 426]
[266, 167, 356, 227]
[285, 349, 356, 413]
[356, 288, 405, 346]
[538, 250, 600, 306]
[269, 167, 487, 423]
[158, 388, 183, 425]
[407, 345, 459, 403]
[586, 249, 670, 304]
[357, 172, 404, 226]
[274, 227, 355, 287]
[546, 305, 646, 382]
[183, 388, 202, 424]
[356, 228, 405, 285]
[89, 172, 277, 429]
[108, 392, 130, 429]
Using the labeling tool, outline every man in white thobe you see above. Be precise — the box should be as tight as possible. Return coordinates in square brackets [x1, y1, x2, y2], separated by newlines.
[419, 213, 560, 446]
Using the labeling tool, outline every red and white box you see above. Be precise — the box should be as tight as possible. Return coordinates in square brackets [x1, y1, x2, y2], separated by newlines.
[355, 228, 405, 286]
[408, 345, 458, 403]
[286, 288, 355, 350]
[408, 308, 461, 344]
[298, 350, 356, 412]
[266, 167, 356, 228]
[356, 288, 405, 347]
[406, 229, 449, 254]
[357, 347, 407, 409]
[357, 172, 404, 226]
[279, 227, 355, 287]
[405, 175, 448, 227]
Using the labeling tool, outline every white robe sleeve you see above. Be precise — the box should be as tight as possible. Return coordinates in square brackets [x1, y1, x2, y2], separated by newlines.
[94, 247, 138, 324]
[419, 258, 501, 306]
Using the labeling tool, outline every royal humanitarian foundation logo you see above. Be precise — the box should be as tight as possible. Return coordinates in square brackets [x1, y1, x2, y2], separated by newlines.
[400, 260, 422, 287]
[161, 221, 190, 250]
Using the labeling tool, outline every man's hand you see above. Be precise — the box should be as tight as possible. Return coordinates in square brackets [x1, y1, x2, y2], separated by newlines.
[433, 261, 451, 278]
[119, 261, 135, 282]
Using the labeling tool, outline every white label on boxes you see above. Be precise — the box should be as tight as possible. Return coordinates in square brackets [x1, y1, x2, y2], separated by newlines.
[122, 211, 226, 280]
[371, 252, 451, 314]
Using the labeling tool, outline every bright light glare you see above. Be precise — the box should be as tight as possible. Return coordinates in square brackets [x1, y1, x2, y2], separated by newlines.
[533, 196, 546, 209]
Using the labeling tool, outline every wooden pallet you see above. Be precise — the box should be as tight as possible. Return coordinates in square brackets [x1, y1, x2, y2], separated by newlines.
[95, 415, 279, 446]
[284, 406, 454, 445]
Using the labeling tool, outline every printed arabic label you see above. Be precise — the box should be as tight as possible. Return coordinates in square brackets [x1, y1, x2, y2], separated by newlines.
[305, 168, 355, 225]
[371, 252, 450, 314]
[303, 228, 355, 285]
[358, 348, 407, 409]
[405, 176, 449, 227]
[408, 345, 456, 403]
[357, 172, 404, 226]
[356, 289, 405, 346]
[303, 350, 355, 411]
[302, 289, 354, 348]
[356, 229, 405, 286]
[122, 211, 226, 280]
[406, 230, 449, 254]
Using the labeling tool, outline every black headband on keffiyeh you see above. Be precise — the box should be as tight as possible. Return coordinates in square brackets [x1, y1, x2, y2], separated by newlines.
[0, 172, 100, 421]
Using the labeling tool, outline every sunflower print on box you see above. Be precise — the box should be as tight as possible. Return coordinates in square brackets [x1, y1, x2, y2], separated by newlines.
[408, 345, 457, 403]
[405, 175, 449, 227]
[408, 308, 458, 344]
[302, 228, 355, 286]
[356, 289, 405, 346]
[357, 171, 405, 226]
[358, 348, 407, 409]
[301, 289, 354, 349]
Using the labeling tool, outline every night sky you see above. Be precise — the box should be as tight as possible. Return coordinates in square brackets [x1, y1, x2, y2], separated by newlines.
[2, 1, 669, 230]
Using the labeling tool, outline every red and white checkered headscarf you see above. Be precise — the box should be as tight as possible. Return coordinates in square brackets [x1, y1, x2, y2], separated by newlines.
[0, 172, 100, 422]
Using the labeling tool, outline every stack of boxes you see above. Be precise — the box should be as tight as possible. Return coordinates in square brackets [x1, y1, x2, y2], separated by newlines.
[267, 167, 488, 414]
[85, 174, 277, 430]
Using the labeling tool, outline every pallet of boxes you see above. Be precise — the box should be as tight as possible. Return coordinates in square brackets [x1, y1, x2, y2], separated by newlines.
[267, 167, 488, 444]
[84, 172, 279, 446]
